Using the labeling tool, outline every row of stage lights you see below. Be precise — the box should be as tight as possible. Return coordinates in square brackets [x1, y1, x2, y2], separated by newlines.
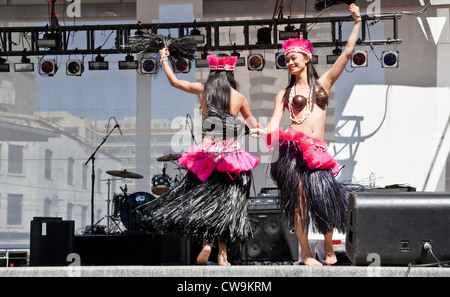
[0, 49, 399, 76]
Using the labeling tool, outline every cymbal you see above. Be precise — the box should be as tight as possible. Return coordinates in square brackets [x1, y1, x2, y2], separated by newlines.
[106, 169, 143, 179]
[157, 153, 182, 162]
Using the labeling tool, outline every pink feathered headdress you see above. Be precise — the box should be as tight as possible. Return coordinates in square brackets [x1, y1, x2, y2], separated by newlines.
[282, 38, 314, 58]
[207, 55, 238, 71]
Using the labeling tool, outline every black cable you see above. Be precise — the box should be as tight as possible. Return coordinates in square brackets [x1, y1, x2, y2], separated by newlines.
[404, 242, 450, 277]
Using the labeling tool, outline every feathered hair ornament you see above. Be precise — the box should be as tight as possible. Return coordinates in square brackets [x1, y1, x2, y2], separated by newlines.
[207, 55, 238, 72]
[125, 28, 197, 76]
[282, 38, 314, 58]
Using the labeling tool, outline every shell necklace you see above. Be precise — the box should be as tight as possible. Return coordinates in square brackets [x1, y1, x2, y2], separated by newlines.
[288, 84, 313, 125]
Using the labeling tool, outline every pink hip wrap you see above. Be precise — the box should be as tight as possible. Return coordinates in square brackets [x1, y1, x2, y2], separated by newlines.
[179, 140, 259, 182]
[267, 128, 340, 175]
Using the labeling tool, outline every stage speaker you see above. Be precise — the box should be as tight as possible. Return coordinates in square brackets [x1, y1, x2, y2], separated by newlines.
[242, 196, 298, 262]
[30, 217, 74, 266]
[346, 192, 450, 266]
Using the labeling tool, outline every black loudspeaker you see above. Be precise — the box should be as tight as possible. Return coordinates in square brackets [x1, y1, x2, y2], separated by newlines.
[242, 196, 298, 262]
[346, 192, 450, 266]
[30, 217, 74, 266]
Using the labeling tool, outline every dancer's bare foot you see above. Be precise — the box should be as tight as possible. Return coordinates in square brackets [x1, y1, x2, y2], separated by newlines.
[217, 254, 231, 266]
[197, 242, 212, 265]
[217, 237, 230, 266]
[324, 246, 337, 265]
[324, 233, 337, 265]
[301, 251, 322, 266]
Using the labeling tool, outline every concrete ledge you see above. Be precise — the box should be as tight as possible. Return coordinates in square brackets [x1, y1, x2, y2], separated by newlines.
[0, 265, 449, 277]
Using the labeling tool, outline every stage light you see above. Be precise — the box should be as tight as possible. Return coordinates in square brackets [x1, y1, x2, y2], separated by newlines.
[140, 57, 157, 74]
[275, 52, 286, 69]
[279, 24, 300, 41]
[89, 54, 109, 70]
[39, 59, 57, 76]
[186, 27, 205, 45]
[351, 50, 368, 68]
[37, 32, 59, 49]
[14, 51, 34, 73]
[257, 27, 272, 45]
[248, 54, 265, 71]
[119, 54, 138, 70]
[66, 60, 84, 76]
[0, 57, 10, 73]
[173, 58, 190, 73]
[381, 51, 399, 68]
[327, 46, 342, 64]
[195, 59, 209, 68]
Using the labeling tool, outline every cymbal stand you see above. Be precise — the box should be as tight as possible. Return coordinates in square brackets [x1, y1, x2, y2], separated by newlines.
[100, 177, 122, 233]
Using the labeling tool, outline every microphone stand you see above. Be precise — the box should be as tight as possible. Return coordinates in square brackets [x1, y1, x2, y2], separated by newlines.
[84, 124, 120, 234]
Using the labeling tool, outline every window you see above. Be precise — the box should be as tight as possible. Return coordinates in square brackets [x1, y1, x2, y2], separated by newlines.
[97, 169, 102, 193]
[68, 157, 75, 185]
[45, 149, 53, 180]
[8, 145, 23, 174]
[7, 194, 23, 225]
[82, 164, 88, 190]
[67, 203, 74, 220]
[44, 198, 52, 217]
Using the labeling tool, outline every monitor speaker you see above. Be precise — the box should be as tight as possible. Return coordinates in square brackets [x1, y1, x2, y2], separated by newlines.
[30, 217, 74, 266]
[346, 192, 450, 266]
[242, 196, 298, 262]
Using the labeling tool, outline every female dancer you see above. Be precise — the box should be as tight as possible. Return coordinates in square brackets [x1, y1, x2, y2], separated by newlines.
[152, 49, 261, 265]
[255, 4, 362, 266]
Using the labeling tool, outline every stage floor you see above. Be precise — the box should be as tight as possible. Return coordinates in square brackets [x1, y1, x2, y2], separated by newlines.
[1, 264, 449, 277]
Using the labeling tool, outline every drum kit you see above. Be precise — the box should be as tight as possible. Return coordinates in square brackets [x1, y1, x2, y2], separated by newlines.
[94, 153, 184, 234]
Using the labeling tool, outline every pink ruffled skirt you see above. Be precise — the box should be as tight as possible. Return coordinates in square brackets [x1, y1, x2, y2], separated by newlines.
[179, 140, 259, 182]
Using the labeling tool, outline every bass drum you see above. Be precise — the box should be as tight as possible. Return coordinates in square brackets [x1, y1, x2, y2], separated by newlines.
[120, 192, 156, 233]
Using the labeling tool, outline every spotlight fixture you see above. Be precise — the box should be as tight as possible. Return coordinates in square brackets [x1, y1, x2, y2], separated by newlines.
[66, 60, 84, 76]
[257, 27, 272, 46]
[275, 52, 286, 69]
[0, 57, 10, 73]
[186, 27, 205, 45]
[119, 54, 138, 70]
[14, 51, 34, 72]
[89, 54, 109, 70]
[195, 59, 209, 68]
[248, 54, 265, 71]
[173, 58, 190, 73]
[140, 57, 157, 74]
[279, 23, 300, 40]
[351, 50, 368, 68]
[327, 46, 342, 64]
[37, 32, 59, 49]
[39, 58, 57, 76]
[381, 51, 399, 68]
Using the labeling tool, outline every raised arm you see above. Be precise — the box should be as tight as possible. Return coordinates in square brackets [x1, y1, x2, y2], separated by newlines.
[318, 4, 361, 92]
[159, 48, 203, 95]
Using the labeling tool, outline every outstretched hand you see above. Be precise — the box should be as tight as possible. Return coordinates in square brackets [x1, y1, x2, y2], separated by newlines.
[159, 47, 170, 61]
[349, 4, 361, 22]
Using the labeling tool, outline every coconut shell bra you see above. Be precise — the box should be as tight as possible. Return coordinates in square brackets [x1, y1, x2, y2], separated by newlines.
[285, 87, 329, 111]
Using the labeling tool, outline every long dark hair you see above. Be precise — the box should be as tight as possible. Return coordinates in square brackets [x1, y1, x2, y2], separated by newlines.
[286, 55, 320, 105]
[203, 70, 238, 113]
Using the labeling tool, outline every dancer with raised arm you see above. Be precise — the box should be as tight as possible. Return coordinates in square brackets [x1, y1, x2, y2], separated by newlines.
[254, 4, 362, 266]
[152, 49, 262, 266]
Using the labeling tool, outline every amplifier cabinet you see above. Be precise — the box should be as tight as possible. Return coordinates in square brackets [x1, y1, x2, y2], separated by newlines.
[346, 192, 450, 266]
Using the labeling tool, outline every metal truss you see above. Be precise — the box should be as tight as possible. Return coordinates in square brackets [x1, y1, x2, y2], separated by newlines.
[0, 13, 402, 57]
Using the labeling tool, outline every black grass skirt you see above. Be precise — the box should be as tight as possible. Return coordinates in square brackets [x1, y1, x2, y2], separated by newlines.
[270, 140, 352, 235]
[151, 169, 253, 246]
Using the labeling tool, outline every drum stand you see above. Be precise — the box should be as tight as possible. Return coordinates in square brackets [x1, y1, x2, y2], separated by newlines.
[99, 177, 124, 234]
